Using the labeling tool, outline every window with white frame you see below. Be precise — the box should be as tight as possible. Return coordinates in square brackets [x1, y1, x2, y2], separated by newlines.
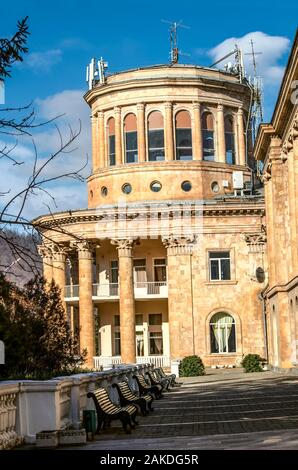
[114, 331, 121, 355]
[209, 251, 231, 281]
[153, 258, 167, 283]
[149, 332, 163, 355]
[133, 259, 147, 287]
[210, 312, 236, 353]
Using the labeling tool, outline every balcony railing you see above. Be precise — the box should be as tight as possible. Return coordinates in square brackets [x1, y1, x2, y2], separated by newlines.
[64, 284, 79, 298]
[64, 281, 168, 300]
[93, 355, 170, 370]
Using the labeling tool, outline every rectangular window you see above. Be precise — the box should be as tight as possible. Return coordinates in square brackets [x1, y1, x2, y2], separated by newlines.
[225, 132, 235, 165]
[114, 314, 120, 327]
[110, 260, 119, 295]
[149, 313, 162, 326]
[154, 259, 167, 282]
[149, 332, 163, 355]
[148, 129, 165, 161]
[209, 251, 231, 281]
[202, 130, 215, 161]
[176, 128, 192, 161]
[125, 131, 138, 163]
[135, 314, 143, 325]
[133, 259, 147, 287]
[114, 331, 121, 355]
[136, 331, 144, 356]
[109, 135, 116, 166]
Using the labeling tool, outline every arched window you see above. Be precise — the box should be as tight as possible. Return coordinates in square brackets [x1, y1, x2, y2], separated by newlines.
[124, 113, 138, 163]
[175, 110, 193, 160]
[148, 111, 165, 161]
[210, 312, 236, 353]
[225, 115, 236, 164]
[107, 117, 115, 166]
[202, 112, 215, 161]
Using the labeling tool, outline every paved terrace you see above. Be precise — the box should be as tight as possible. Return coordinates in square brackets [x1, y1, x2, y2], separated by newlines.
[65, 369, 298, 450]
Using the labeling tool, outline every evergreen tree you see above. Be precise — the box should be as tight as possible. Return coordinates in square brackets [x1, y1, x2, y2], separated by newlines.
[0, 273, 86, 379]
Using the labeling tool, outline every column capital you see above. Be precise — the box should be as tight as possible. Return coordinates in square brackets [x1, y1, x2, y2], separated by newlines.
[111, 238, 137, 256]
[98, 111, 104, 120]
[114, 106, 121, 115]
[137, 102, 145, 111]
[192, 101, 201, 110]
[217, 103, 224, 112]
[91, 113, 98, 120]
[162, 235, 196, 255]
[237, 106, 244, 115]
[50, 243, 69, 262]
[71, 240, 98, 259]
[37, 244, 53, 260]
[164, 101, 172, 110]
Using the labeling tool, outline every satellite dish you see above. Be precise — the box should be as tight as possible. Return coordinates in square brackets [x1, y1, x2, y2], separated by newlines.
[256, 267, 265, 283]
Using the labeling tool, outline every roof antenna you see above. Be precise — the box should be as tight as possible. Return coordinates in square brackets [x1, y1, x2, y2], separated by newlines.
[161, 19, 190, 64]
[245, 39, 264, 143]
[86, 57, 108, 90]
[209, 44, 245, 82]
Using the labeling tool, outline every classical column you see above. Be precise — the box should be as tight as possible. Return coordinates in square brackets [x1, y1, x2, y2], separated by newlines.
[114, 106, 122, 166]
[38, 244, 53, 285]
[164, 102, 174, 161]
[98, 111, 105, 168]
[91, 114, 100, 171]
[217, 104, 225, 163]
[292, 119, 298, 272]
[74, 241, 95, 368]
[111, 238, 136, 364]
[137, 103, 146, 163]
[162, 235, 196, 359]
[237, 107, 246, 166]
[192, 102, 203, 160]
[52, 244, 67, 312]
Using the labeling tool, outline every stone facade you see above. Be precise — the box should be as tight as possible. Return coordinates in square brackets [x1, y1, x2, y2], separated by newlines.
[34, 64, 267, 368]
[254, 31, 298, 369]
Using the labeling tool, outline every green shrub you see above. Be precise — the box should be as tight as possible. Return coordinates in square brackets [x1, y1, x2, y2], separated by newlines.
[241, 354, 266, 373]
[179, 355, 205, 377]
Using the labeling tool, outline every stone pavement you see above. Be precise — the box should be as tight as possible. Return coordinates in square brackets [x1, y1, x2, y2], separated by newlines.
[64, 370, 298, 450]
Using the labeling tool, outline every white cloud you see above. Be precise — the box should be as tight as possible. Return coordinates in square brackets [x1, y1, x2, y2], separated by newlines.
[24, 49, 62, 72]
[0, 89, 90, 221]
[208, 31, 290, 85]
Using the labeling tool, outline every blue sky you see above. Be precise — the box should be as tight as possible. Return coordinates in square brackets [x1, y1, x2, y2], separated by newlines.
[1, 0, 297, 219]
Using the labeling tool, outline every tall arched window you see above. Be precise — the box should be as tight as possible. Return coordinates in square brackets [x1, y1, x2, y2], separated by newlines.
[202, 112, 215, 161]
[210, 312, 236, 353]
[225, 115, 236, 164]
[148, 111, 165, 161]
[175, 110, 193, 160]
[124, 113, 138, 163]
[107, 117, 115, 166]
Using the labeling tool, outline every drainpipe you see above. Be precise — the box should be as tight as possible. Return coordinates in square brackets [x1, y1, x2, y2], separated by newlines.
[258, 284, 269, 361]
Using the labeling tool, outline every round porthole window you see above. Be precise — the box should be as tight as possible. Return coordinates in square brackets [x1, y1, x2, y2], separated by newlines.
[181, 180, 192, 192]
[211, 181, 220, 193]
[122, 183, 132, 194]
[150, 181, 162, 192]
[101, 186, 108, 197]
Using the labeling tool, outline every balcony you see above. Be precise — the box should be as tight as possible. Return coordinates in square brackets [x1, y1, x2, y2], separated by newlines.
[64, 281, 168, 301]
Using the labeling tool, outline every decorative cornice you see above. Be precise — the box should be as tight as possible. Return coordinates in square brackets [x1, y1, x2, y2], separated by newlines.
[35, 205, 265, 230]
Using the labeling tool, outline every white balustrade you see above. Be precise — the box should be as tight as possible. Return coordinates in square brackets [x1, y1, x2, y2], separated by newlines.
[0, 364, 151, 447]
[65, 282, 168, 299]
[93, 355, 170, 369]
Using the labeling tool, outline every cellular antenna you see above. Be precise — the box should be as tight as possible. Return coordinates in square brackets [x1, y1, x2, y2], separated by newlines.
[209, 44, 245, 82]
[161, 19, 190, 64]
[245, 39, 264, 147]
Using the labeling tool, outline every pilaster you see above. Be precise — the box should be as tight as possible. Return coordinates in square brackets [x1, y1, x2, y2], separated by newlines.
[164, 102, 174, 161]
[217, 104, 225, 163]
[192, 103, 203, 160]
[137, 103, 146, 163]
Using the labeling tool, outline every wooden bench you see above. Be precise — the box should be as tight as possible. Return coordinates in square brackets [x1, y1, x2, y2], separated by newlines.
[133, 374, 163, 399]
[146, 369, 170, 391]
[155, 367, 180, 386]
[112, 381, 154, 416]
[87, 387, 138, 434]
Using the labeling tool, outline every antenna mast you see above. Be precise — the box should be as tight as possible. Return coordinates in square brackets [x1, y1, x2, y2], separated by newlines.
[162, 20, 189, 64]
[245, 39, 264, 142]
